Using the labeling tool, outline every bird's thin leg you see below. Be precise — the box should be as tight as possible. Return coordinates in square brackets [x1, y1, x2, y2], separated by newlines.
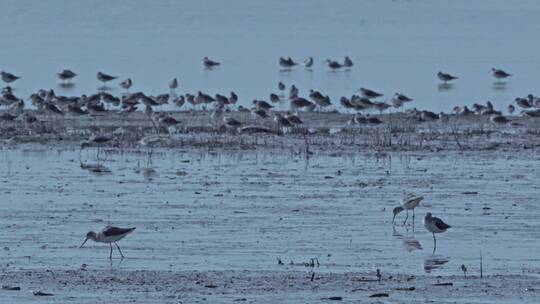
[109, 243, 113, 259]
[115, 242, 125, 259]
[412, 209, 415, 226]
[403, 209, 409, 226]
[433, 233, 437, 253]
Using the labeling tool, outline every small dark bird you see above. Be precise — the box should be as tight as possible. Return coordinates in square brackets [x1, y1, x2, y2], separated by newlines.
[1, 71, 20, 84]
[491, 68, 511, 80]
[461, 264, 467, 278]
[359, 87, 383, 99]
[326, 59, 343, 69]
[57, 69, 77, 82]
[437, 71, 458, 84]
[203, 57, 220, 69]
[96, 72, 117, 86]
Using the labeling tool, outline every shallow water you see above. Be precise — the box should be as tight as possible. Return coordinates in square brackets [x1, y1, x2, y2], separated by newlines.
[1, 146, 539, 277]
[1, 0, 540, 112]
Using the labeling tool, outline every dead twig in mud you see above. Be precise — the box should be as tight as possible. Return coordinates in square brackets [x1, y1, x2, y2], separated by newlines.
[480, 250, 483, 279]
[303, 133, 312, 158]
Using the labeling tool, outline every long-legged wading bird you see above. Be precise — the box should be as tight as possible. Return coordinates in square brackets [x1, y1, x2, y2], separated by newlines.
[424, 212, 451, 252]
[80, 226, 135, 259]
[393, 193, 423, 225]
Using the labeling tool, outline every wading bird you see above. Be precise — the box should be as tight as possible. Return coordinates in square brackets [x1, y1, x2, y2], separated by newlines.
[80, 226, 135, 259]
[392, 193, 424, 225]
[424, 212, 451, 252]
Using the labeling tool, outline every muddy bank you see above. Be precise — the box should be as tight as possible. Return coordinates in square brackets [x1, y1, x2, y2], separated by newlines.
[1, 269, 538, 303]
[1, 110, 540, 152]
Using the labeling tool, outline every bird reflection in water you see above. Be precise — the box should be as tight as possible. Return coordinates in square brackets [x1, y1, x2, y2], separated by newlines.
[392, 226, 423, 252]
[437, 83, 454, 92]
[424, 255, 450, 273]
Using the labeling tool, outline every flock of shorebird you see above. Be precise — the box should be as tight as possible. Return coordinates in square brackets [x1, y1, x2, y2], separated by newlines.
[1, 57, 540, 131]
[0, 58, 529, 259]
[1, 57, 539, 132]
[82, 192, 449, 259]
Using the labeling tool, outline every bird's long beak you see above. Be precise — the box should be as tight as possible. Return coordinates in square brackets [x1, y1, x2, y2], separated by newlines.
[80, 237, 89, 248]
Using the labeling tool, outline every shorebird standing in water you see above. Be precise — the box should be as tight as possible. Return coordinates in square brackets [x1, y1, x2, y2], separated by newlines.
[344, 56, 354, 68]
[279, 57, 298, 69]
[119, 78, 132, 92]
[1, 71, 20, 85]
[80, 134, 113, 161]
[278, 81, 286, 93]
[57, 69, 77, 84]
[169, 78, 178, 91]
[359, 87, 383, 99]
[437, 71, 458, 84]
[304, 57, 314, 68]
[491, 68, 511, 80]
[97, 72, 117, 87]
[424, 212, 451, 252]
[393, 193, 424, 226]
[325, 59, 344, 70]
[80, 226, 135, 259]
[203, 57, 220, 69]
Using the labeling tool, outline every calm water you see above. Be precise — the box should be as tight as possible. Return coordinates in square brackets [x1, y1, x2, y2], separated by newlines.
[1, 147, 539, 276]
[1, 0, 540, 112]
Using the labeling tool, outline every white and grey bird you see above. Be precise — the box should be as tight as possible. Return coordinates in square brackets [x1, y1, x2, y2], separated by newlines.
[424, 212, 451, 252]
[304, 57, 314, 68]
[392, 193, 424, 225]
[80, 226, 135, 259]
[119, 78, 132, 91]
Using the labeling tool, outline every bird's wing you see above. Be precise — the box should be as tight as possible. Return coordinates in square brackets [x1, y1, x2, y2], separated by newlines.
[434, 218, 451, 230]
[103, 226, 135, 237]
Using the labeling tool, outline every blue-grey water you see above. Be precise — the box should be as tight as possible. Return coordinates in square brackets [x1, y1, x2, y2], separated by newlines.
[1, 0, 540, 112]
[1, 147, 539, 277]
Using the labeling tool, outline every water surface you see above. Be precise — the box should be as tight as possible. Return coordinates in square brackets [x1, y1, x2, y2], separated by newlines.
[1, 0, 540, 112]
